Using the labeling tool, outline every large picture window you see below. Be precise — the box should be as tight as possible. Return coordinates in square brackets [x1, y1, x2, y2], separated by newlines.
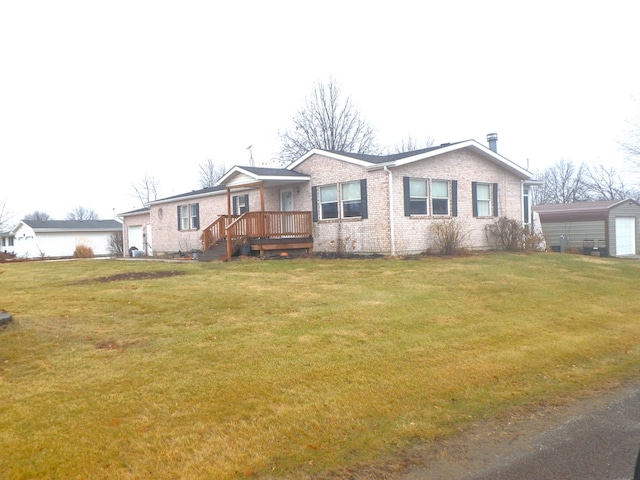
[313, 180, 368, 221]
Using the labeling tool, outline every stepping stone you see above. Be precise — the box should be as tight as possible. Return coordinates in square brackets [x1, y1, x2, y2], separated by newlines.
[0, 311, 12, 327]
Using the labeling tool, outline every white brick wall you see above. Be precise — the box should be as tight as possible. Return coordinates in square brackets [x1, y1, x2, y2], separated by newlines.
[295, 150, 524, 255]
[126, 147, 526, 256]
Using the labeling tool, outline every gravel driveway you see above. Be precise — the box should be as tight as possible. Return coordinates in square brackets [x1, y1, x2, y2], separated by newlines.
[402, 381, 640, 480]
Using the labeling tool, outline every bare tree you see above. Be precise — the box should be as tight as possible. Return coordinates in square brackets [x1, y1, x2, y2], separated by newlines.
[391, 135, 435, 153]
[278, 78, 379, 164]
[0, 201, 12, 231]
[23, 210, 51, 221]
[132, 173, 160, 207]
[107, 231, 124, 256]
[66, 206, 99, 221]
[533, 159, 590, 205]
[198, 159, 226, 188]
[584, 164, 637, 201]
[620, 96, 640, 171]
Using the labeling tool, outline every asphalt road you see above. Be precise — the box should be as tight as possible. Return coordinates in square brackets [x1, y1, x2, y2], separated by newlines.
[402, 383, 640, 480]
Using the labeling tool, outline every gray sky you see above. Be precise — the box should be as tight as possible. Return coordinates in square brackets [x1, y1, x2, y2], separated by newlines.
[1, 0, 639, 222]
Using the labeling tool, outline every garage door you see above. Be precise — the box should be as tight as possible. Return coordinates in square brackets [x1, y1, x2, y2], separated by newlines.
[615, 217, 636, 256]
[128, 225, 143, 252]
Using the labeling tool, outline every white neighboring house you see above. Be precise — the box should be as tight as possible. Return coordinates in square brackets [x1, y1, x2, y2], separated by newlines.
[1, 230, 15, 255]
[11, 219, 122, 258]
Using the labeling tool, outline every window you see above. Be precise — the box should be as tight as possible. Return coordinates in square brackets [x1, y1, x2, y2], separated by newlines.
[177, 203, 199, 230]
[431, 180, 450, 216]
[313, 180, 368, 221]
[319, 185, 338, 219]
[341, 181, 362, 218]
[409, 179, 428, 215]
[233, 194, 249, 216]
[476, 184, 491, 216]
[404, 177, 457, 217]
[472, 182, 498, 217]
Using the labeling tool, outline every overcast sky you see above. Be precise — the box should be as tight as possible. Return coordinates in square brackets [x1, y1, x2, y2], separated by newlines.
[1, 1, 639, 222]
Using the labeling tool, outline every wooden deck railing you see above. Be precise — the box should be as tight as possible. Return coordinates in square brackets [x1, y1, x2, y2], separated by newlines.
[201, 211, 313, 259]
[225, 211, 312, 259]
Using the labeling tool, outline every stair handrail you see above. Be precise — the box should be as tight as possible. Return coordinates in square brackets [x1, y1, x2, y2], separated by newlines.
[201, 215, 236, 251]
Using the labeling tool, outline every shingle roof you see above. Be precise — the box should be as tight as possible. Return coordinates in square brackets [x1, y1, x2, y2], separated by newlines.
[235, 166, 308, 177]
[118, 207, 150, 216]
[22, 219, 122, 231]
[153, 185, 226, 203]
[329, 143, 464, 164]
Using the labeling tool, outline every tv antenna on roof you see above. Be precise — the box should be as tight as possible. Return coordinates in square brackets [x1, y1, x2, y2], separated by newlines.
[246, 145, 254, 167]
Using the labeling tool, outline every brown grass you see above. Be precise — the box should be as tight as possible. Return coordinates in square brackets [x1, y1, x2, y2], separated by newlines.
[1, 253, 640, 478]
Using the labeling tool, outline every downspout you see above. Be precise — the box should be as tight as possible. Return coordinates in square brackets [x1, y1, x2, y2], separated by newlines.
[384, 166, 396, 256]
[520, 180, 525, 226]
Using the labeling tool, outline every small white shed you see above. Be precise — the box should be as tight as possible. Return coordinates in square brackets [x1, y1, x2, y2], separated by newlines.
[533, 199, 640, 257]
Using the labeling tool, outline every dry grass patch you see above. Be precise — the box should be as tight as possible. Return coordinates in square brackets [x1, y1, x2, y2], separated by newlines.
[1, 254, 640, 478]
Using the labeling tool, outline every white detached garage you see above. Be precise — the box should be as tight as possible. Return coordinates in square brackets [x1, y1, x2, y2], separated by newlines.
[534, 199, 640, 257]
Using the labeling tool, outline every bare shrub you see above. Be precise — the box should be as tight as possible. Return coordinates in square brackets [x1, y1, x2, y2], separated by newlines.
[74, 243, 94, 258]
[430, 219, 466, 256]
[523, 227, 547, 252]
[108, 231, 124, 257]
[485, 217, 523, 251]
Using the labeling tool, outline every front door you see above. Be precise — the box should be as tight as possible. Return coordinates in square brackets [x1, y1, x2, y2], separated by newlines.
[280, 190, 294, 211]
[280, 190, 294, 236]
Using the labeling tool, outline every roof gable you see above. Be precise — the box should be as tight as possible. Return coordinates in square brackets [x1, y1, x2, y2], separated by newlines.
[287, 141, 534, 179]
[217, 165, 310, 187]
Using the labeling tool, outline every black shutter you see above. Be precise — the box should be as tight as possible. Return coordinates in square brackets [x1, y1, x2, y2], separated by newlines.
[311, 186, 318, 222]
[177, 206, 182, 230]
[360, 179, 368, 219]
[244, 194, 250, 213]
[451, 180, 458, 217]
[193, 203, 200, 229]
[403, 176, 411, 216]
[232, 196, 238, 216]
[492, 183, 499, 217]
[472, 182, 478, 217]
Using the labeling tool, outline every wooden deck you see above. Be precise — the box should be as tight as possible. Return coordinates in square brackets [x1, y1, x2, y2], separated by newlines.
[201, 211, 313, 260]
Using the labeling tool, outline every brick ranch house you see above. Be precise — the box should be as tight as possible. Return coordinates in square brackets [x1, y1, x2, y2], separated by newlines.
[119, 135, 539, 259]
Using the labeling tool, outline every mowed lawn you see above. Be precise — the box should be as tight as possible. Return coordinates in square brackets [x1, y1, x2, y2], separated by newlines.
[1, 253, 640, 479]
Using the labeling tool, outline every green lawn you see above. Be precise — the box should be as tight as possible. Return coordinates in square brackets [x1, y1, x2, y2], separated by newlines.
[1, 253, 640, 479]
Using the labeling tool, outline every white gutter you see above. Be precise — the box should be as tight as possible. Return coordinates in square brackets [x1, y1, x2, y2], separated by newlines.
[384, 166, 396, 256]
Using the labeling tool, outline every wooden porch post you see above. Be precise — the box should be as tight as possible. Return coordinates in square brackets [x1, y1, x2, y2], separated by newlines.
[260, 183, 265, 257]
[226, 188, 232, 261]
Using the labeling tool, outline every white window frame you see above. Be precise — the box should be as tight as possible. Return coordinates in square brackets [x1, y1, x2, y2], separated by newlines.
[319, 185, 339, 220]
[341, 181, 362, 218]
[179, 203, 199, 230]
[409, 179, 429, 215]
[180, 205, 190, 230]
[431, 180, 450, 216]
[476, 183, 492, 217]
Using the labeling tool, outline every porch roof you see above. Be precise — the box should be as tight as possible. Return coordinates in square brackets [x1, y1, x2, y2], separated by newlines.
[217, 166, 310, 188]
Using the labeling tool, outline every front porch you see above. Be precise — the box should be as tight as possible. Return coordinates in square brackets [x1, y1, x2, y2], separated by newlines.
[201, 211, 313, 261]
